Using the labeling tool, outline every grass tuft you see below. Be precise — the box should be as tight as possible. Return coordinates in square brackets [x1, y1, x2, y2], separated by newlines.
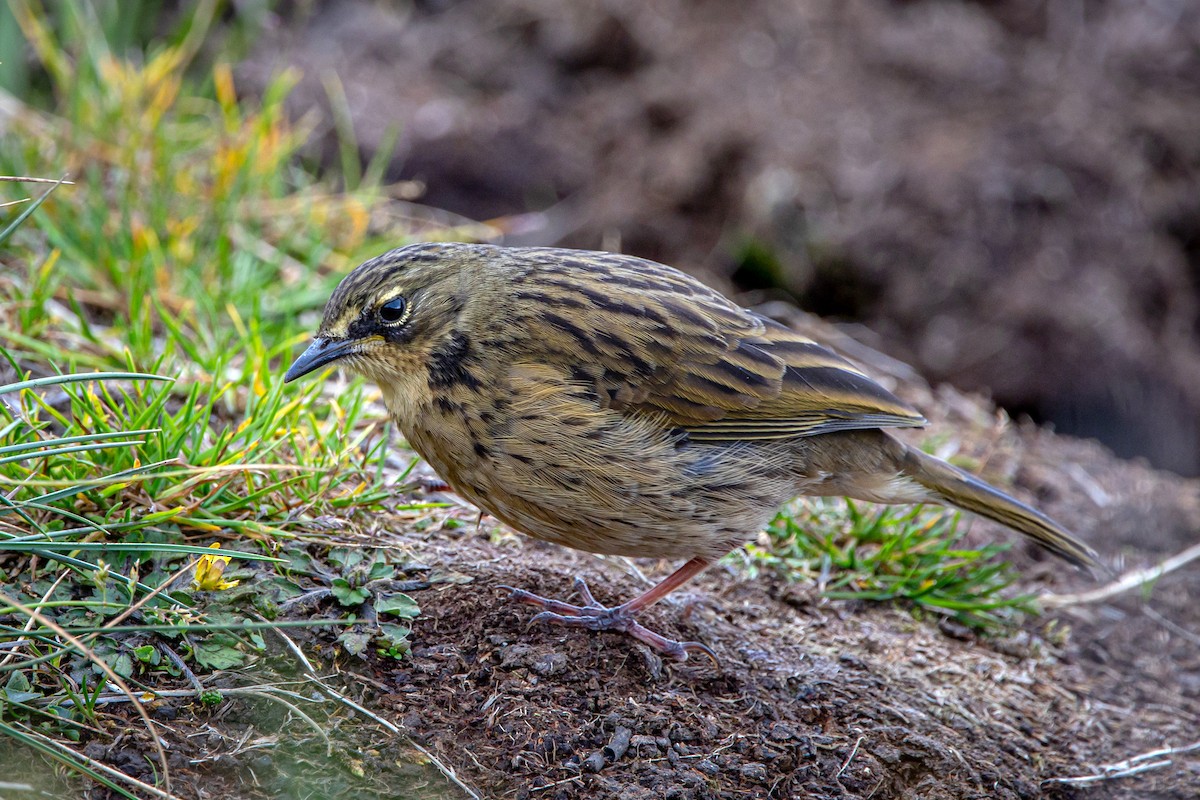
[731, 499, 1038, 633]
[0, 4, 440, 794]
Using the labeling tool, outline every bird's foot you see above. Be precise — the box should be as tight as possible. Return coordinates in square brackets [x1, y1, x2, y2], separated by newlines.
[501, 577, 717, 664]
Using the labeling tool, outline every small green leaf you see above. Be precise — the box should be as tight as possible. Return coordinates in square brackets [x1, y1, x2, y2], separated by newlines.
[367, 558, 395, 581]
[4, 671, 40, 704]
[377, 623, 412, 659]
[110, 653, 134, 679]
[192, 637, 246, 670]
[337, 629, 371, 656]
[376, 593, 420, 619]
[331, 577, 370, 606]
[132, 645, 159, 664]
[328, 549, 362, 569]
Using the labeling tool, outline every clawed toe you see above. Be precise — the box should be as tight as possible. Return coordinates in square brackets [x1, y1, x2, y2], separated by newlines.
[571, 576, 599, 606]
[527, 609, 623, 632]
[501, 583, 601, 617]
[676, 640, 720, 667]
[499, 578, 717, 665]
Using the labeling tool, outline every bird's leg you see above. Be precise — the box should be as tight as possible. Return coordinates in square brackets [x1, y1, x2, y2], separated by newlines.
[418, 476, 454, 493]
[503, 557, 717, 662]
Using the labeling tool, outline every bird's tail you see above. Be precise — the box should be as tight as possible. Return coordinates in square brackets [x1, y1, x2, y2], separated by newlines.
[901, 445, 1102, 571]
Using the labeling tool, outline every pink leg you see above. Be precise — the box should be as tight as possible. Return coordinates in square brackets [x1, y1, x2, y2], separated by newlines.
[419, 477, 454, 493]
[503, 557, 718, 663]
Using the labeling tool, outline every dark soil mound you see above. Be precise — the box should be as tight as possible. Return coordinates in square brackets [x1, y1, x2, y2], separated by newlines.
[240, 0, 1200, 476]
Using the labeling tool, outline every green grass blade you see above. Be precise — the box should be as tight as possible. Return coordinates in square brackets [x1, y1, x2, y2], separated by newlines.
[0, 372, 171, 396]
[0, 429, 159, 457]
[0, 541, 282, 561]
[0, 176, 68, 247]
[0, 439, 145, 465]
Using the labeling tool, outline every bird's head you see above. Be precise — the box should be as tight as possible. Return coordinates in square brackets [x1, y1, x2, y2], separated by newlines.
[284, 242, 497, 388]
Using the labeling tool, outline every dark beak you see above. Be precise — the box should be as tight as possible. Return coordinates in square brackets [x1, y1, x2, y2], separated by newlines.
[283, 337, 359, 382]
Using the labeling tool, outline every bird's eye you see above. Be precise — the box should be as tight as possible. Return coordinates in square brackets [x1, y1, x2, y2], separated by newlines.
[378, 296, 408, 324]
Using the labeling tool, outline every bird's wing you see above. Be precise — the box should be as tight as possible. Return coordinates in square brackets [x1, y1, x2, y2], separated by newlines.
[512, 250, 925, 441]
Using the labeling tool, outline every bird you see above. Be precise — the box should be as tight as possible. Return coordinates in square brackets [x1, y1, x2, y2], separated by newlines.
[284, 242, 1101, 661]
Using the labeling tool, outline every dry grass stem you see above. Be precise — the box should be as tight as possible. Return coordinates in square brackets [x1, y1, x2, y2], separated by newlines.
[1044, 739, 1200, 786]
[1040, 541, 1200, 607]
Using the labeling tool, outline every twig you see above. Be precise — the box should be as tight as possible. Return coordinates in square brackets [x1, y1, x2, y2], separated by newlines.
[531, 775, 583, 792]
[0, 175, 76, 184]
[53, 684, 333, 759]
[836, 735, 865, 779]
[45, 686, 327, 708]
[1044, 739, 1200, 786]
[278, 587, 333, 613]
[1040, 541, 1200, 607]
[233, 688, 332, 756]
[268, 619, 320, 675]
[160, 643, 204, 694]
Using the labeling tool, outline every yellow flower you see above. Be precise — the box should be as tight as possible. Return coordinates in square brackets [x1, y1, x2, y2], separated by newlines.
[192, 543, 240, 591]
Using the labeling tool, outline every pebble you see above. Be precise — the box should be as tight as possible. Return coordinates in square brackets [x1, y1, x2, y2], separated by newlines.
[740, 762, 769, 782]
[768, 722, 798, 741]
[630, 734, 661, 756]
[530, 652, 567, 676]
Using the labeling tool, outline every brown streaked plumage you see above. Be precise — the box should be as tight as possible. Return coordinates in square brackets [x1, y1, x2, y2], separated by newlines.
[285, 242, 1101, 661]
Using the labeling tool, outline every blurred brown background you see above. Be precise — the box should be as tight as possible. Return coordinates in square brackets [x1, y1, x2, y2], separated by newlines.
[240, 0, 1200, 476]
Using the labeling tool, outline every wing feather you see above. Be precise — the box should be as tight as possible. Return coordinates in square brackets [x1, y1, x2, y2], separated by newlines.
[511, 249, 926, 440]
